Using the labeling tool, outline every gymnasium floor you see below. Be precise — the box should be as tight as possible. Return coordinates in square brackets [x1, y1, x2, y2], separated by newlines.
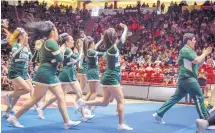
[1, 91, 214, 133]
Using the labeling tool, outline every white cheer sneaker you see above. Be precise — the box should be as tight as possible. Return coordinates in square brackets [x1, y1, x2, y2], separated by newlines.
[152, 113, 166, 124]
[7, 116, 24, 128]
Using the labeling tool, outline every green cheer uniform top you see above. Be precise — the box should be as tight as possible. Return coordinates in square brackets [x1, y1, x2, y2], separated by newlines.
[100, 41, 123, 87]
[33, 39, 64, 86]
[58, 48, 82, 84]
[178, 45, 199, 82]
[87, 49, 105, 81]
[8, 43, 32, 80]
[101, 26, 128, 87]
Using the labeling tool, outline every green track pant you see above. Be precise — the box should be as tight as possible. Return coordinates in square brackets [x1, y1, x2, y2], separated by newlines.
[156, 79, 210, 119]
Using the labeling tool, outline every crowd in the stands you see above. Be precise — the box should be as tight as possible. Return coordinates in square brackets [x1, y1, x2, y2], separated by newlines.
[1, 1, 215, 91]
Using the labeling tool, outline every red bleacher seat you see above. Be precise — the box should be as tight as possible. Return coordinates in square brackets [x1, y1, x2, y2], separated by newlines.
[134, 72, 143, 82]
[130, 63, 135, 67]
[130, 67, 135, 72]
[121, 71, 129, 81]
[152, 73, 164, 83]
[128, 72, 136, 82]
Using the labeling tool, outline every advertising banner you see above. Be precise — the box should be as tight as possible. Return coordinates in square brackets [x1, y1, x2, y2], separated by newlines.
[201, 5, 213, 10]
[98, 9, 124, 15]
[140, 7, 156, 14]
[124, 8, 139, 14]
[182, 5, 201, 11]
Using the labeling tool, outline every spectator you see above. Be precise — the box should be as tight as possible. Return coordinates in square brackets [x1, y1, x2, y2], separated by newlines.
[137, 56, 145, 65]
[164, 67, 174, 85]
[1, 1, 215, 89]
[130, 44, 138, 59]
[161, 3, 165, 13]
[198, 69, 207, 86]
[125, 62, 131, 71]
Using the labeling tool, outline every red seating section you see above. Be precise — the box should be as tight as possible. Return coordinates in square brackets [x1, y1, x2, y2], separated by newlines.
[120, 63, 215, 86]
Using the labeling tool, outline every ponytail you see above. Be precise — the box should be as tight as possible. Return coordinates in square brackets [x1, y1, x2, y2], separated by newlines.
[83, 36, 94, 57]
[8, 28, 25, 45]
[25, 21, 55, 41]
[83, 38, 89, 57]
[103, 28, 118, 49]
[58, 33, 69, 46]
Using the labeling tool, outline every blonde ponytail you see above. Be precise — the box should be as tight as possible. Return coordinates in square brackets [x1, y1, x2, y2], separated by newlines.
[8, 29, 20, 46]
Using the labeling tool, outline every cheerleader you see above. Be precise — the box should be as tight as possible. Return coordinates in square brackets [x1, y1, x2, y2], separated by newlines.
[196, 116, 215, 133]
[1, 19, 9, 45]
[36, 33, 95, 121]
[2, 28, 34, 118]
[76, 31, 88, 94]
[76, 23, 133, 130]
[32, 38, 51, 108]
[7, 21, 81, 128]
[83, 35, 105, 114]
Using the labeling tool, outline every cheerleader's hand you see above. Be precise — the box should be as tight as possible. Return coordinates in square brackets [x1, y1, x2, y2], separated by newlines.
[79, 66, 84, 70]
[100, 33, 104, 40]
[2, 19, 9, 28]
[119, 23, 127, 29]
[23, 42, 28, 46]
[3, 28, 11, 38]
[83, 33, 87, 39]
[73, 47, 78, 54]
[35, 40, 43, 50]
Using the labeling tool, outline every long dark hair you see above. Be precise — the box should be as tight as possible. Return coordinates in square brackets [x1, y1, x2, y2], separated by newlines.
[25, 21, 55, 41]
[83, 36, 94, 57]
[103, 28, 118, 50]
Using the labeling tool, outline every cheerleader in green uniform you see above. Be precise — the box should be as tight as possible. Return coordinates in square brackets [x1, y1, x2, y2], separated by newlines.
[76, 31, 88, 93]
[33, 38, 58, 108]
[7, 21, 81, 128]
[37, 33, 95, 121]
[2, 28, 35, 118]
[32, 39, 48, 108]
[77, 23, 133, 130]
[83, 36, 105, 114]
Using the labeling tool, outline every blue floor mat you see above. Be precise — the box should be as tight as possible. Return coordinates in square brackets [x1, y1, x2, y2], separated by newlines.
[1, 103, 214, 133]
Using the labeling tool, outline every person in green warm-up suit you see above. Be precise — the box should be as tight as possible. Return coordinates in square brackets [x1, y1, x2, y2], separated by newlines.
[153, 33, 213, 124]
